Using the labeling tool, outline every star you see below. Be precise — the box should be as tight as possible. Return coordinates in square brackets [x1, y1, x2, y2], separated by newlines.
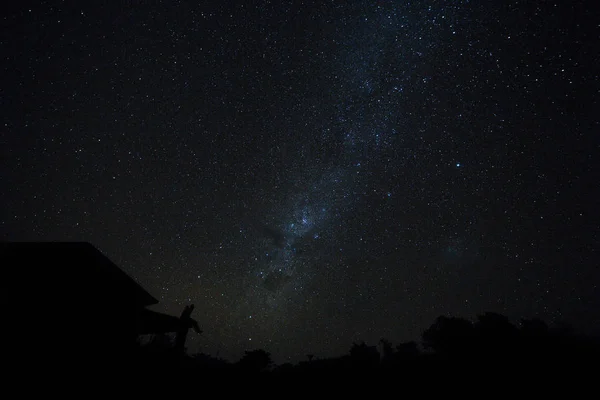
[3, 0, 597, 364]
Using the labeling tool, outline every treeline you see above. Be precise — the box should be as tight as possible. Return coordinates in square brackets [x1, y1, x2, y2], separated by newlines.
[134, 312, 600, 377]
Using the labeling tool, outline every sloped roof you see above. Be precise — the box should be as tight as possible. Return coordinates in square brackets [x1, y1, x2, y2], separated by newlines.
[137, 308, 183, 334]
[1, 241, 158, 308]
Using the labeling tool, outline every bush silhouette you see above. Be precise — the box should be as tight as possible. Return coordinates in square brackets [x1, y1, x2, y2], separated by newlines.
[237, 349, 273, 372]
[422, 316, 475, 355]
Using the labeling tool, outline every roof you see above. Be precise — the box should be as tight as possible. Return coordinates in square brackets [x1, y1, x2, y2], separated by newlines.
[137, 308, 183, 334]
[1, 241, 158, 308]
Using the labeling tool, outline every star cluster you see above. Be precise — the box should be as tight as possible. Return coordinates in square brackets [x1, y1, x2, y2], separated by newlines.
[2, 1, 598, 362]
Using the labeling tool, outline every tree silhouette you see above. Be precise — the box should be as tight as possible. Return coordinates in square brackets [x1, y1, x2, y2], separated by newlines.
[475, 312, 519, 356]
[520, 318, 549, 337]
[379, 338, 394, 363]
[396, 341, 419, 359]
[349, 341, 380, 368]
[422, 316, 475, 355]
[44, 308, 600, 377]
[476, 312, 518, 336]
[237, 349, 273, 372]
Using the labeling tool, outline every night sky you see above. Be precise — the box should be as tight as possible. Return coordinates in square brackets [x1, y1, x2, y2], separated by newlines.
[2, 1, 598, 362]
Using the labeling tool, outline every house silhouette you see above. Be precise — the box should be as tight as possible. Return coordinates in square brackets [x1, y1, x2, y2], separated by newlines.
[1, 242, 195, 370]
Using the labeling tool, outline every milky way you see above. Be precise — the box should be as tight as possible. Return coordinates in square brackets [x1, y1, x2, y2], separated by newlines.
[242, 3, 467, 312]
[2, 1, 598, 362]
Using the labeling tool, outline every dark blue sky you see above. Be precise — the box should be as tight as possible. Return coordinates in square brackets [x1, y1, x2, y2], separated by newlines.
[2, 1, 598, 362]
